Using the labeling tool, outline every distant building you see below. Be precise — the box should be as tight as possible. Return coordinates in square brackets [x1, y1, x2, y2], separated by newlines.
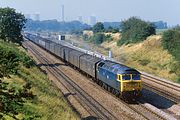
[34, 14, 40, 21]
[24, 14, 40, 21]
[77, 16, 83, 23]
[25, 14, 31, 19]
[61, 5, 65, 22]
[89, 16, 96, 26]
[58, 35, 65, 40]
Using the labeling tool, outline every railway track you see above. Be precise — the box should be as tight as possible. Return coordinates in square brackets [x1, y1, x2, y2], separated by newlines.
[93, 80, 173, 120]
[23, 41, 119, 120]
[23, 40, 178, 120]
[142, 74, 180, 103]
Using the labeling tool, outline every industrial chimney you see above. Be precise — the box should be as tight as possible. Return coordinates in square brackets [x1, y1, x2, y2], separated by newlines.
[62, 5, 64, 22]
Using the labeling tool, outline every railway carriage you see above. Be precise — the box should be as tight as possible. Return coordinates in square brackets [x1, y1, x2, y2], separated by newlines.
[69, 50, 85, 68]
[39, 39, 45, 47]
[49, 42, 56, 53]
[79, 54, 101, 78]
[60, 46, 73, 62]
[45, 40, 51, 51]
[54, 44, 63, 57]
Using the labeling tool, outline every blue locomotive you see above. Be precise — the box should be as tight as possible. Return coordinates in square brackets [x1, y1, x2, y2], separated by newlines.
[25, 33, 142, 100]
[97, 60, 142, 99]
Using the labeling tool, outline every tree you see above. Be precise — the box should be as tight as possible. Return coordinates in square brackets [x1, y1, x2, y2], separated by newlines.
[162, 26, 180, 82]
[117, 17, 156, 46]
[162, 28, 180, 61]
[92, 22, 104, 33]
[0, 7, 26, 44]
[105, 26, 119, 33]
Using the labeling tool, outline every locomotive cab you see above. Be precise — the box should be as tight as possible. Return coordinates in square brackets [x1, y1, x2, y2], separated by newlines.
[117, 72, 142, 99]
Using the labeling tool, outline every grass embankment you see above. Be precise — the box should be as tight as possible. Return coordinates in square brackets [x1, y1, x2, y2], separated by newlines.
[101, 35, 179, 82]
[0, 41, 79, 120]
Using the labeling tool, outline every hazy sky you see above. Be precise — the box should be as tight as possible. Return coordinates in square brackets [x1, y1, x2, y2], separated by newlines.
[0, 0, 179, 25]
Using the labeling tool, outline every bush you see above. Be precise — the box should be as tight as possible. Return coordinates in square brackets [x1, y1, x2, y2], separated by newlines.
[117, 17, 156, 46]
[84, 33, 112, 44]
[176, 77, 180, 83]
[90, 33, 105, 44]
[0, 44, 19, 77]
[104, 34, 113, 42]
[83, 34, 89, 41]
[0, 41, 34, 77]
[0, 81, 36, 118]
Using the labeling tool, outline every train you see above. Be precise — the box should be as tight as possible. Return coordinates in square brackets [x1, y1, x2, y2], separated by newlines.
[24, 33, 142, 100]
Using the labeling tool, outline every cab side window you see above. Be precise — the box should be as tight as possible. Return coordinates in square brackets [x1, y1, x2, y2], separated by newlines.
[99, 62, 105, 67]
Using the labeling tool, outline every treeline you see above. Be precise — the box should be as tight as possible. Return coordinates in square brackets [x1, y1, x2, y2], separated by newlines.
[152, 21, 167, 29]
[103, 21, 167, 30]
[25, 19, 167, 33]
[25, 19, 90, 32]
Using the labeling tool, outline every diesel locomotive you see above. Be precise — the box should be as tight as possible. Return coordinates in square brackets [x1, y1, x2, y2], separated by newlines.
[24, 33, 142, 100]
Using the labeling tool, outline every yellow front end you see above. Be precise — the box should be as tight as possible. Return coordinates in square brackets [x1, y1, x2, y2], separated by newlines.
[118, 74, 142, 98]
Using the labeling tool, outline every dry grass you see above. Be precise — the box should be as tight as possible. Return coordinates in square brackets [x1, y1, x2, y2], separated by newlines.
[104, 33, 120, 41]
[101, 35, 178, 82]
[83, 30, 93, 37]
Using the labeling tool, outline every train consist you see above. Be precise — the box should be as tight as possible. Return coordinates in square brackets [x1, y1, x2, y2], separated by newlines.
[25, 33, 142, 100]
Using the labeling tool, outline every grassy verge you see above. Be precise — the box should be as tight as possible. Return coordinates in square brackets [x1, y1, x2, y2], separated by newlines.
[0, 41, 79, 120]
[1, 66, 79, 120]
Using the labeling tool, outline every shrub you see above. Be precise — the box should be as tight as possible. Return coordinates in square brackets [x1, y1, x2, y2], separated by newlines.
[90, 33, 105, 44]
[104, 34, 113, 42]
[176, 77, 180, 83]
[83, 34, 89, 41]
[0, 41, 34, 77]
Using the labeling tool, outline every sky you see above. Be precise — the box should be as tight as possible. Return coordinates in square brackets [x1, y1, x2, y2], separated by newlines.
[0, 0, 180, 26]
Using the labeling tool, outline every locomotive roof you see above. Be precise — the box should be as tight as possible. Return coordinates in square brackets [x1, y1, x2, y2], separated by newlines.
[100, 60, 140, 74]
